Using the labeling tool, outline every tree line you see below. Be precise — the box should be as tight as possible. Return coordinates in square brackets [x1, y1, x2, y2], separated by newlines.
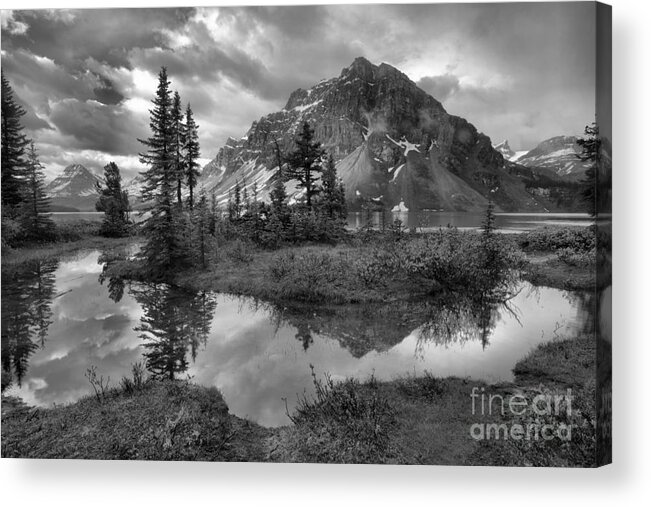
[1, 73, 55, 247]
[137, 68, 347, 277]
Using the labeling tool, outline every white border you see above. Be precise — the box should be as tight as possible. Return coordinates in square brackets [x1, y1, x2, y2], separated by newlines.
[1, 1, 649, 505]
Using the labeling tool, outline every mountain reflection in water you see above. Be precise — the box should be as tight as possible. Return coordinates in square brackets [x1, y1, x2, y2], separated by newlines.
[2, 249, 590, 426]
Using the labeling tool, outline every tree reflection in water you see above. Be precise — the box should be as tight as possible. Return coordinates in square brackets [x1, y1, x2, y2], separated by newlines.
[130, 283, 218, 380]
[237, 284, 525, 360]
[1, 259, 58, 390]
[98, 250, 219, 380]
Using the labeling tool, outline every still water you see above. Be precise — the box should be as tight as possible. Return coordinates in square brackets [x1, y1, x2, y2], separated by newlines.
[2, 249, 591, 427]
[348, 211, 593, 232]
[51, 211, 592, 233]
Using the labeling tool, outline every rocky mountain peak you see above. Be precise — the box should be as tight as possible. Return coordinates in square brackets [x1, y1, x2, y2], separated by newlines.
[45, 163, 102, 211]
[198, 57, 561, 212]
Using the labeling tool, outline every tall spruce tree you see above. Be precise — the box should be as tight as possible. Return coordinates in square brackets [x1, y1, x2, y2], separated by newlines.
[170, 91, 185, 207]
[183, 104, 201, 210]
[138, 67, 184, 272]
[20, 142, 54, 240]
[321, 153, 346, 219]
[577, 123, 601, 217]
[285, 121, 325, 209]
[1, 73, 29, 212]
[192, 193, 210, 268]
[270, 137, 288, 220]
[95, 162, 130, 237]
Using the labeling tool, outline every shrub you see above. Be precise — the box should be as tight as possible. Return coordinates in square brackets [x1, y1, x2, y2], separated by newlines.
[556, 247, 597, 267]
[53, 220, 101, 242]
[223, 238, 254, 264]
[283, 367, 397, 463]
[268, 249, 349, 302]
[519, 226, 596, 254]
[400, 228, 523, 296]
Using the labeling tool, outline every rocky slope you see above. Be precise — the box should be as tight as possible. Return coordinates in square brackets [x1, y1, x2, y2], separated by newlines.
[198, 57, 558, 212]
[515, 136, 591, 181]
[44, 164, 101, 211]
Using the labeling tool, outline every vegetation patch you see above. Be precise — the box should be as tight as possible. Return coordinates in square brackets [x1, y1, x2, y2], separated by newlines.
[2, 373, 268, 461]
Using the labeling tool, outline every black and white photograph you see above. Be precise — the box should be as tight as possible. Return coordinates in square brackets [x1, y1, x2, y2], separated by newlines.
[1, 1, 612, 468]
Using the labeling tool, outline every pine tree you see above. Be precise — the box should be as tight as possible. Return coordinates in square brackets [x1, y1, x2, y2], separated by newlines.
[269, 136, 289, 223]
[285, 121, 325, 209]
[1, 73, 29, 212]
[170, 91, 185, 208]
[322, 153, 348, 219]
[138, 67, 185, 272]
[229, 180, 242, 220]
[95, 161, 130, 237]
[20, 142, 54, 241]
[577, 123, 601, 217]
[192, 193, 210, 268]
[183, 103, 201, 210]
[209, 192, 217, 235]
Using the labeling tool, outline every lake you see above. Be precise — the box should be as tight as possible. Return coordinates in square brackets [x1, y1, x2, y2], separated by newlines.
[2, 247, 593, 427]
[51, 211, 593, 233]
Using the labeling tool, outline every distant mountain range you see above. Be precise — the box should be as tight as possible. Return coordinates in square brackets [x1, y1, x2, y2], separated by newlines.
[45, 58, 593, 213]
[510, 136, 591, 181]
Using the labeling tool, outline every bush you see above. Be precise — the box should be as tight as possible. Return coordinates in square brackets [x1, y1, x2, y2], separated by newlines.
[519, 226, 596, 254]
[268, 249, 349, 302]
[53, 220, 101, 242]
[223, 238, 254, 264]
[282, 367, 397, 463]
[400, 228, 524, 295]
[556, 247, 597, 267]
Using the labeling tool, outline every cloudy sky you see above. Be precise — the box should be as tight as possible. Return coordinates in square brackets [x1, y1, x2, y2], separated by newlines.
[1, 3, 596, 180]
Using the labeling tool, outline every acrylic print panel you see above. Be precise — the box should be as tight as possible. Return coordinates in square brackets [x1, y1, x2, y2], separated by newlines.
[0, 2, 611, 466]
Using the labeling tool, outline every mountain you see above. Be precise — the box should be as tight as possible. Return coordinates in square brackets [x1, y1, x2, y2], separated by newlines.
[493, 140, 515, 160]
[123, 174, 148, 210]
[45, 164, 101, 211]
[494, 140, 528, 163]
[198, 57, 560, 212]
[515, 136, 591, 181]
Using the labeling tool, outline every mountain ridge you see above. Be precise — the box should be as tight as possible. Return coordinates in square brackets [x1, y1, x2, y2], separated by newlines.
[198, 56, 561, 212]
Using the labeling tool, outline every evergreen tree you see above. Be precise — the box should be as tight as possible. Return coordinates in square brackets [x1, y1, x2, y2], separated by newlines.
[1, 73, 29, 212]
[231, 179, 242, 220]
[170, 91, 185, 207]
[285, 121, 325, 209]
[577, 123, 601, 217]
[209, 192, 217, 235]
[95, 161, 130, 237]
[20, 142, 54, 240]
[321, 153, 347, 219]
[270, 137, 289, 222]
[192, 193, 210, 268]
[138, 67, 186, 272]
[183, 103, 201, 210]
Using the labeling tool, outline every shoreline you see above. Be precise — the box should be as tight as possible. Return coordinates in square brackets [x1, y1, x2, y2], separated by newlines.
[1, 334, 598, 465]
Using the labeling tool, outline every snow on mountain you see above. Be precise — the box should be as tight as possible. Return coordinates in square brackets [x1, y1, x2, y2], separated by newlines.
[44, 164, 102, 211]
[515, 136, 591, 180]
[198, 56, 560, 212]
[493, 140, 516, 160]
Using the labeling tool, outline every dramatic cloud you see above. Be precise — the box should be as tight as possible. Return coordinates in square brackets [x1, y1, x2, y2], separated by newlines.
[417, 74, 461, 102]
[1, 3, 596, 180]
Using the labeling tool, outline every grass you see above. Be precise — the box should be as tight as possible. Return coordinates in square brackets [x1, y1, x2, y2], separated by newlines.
[1, 224, 601, 464]
[2, 333, 597, 465]
[105, 227, 542, 306]
[1, 377, 269, 461]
